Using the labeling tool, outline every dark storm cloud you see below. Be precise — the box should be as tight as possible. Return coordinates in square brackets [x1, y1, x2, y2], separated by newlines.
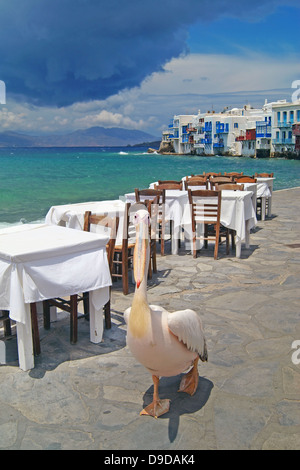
[0, 0, 298, 106]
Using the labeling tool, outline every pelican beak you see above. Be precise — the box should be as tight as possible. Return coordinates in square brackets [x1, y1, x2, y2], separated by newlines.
[134, 220, 148, 289]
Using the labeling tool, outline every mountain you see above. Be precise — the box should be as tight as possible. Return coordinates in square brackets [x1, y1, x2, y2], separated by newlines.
[0, 126, 160, 148]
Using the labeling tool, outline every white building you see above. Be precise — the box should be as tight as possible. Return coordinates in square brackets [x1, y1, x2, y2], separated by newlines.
[163, 99, 300, 157]
[271, 99, 300, 156]
[166, 105, 268, 156]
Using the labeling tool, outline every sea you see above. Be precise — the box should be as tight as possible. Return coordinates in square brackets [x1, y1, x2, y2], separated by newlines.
[0, 146, 299, 227]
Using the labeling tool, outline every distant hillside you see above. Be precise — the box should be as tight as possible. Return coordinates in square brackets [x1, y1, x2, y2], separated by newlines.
[0, 126, 160, 147]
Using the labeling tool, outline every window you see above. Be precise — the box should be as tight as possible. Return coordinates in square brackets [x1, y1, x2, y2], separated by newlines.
[277, 111, 280, 123]
[297, 110, 300, 122]
[290, 111, 294, 123]
[234, 123, 238, 128]
[283, 111, 287, 123]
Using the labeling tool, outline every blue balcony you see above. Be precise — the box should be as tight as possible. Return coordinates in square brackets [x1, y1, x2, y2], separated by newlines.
[256, 120, 271, 138]
[278, 121, 292, 128]
[213, 141, 224, 148]
[216, 123, 229, 134]
[274, 138, 293, 145]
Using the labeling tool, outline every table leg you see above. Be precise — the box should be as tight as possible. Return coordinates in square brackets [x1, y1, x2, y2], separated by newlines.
[235, 239, 241, 258]
[171, 224, 180, 255]
[16, 304, 35, 370]
[261, 197, 266, 221]
[89, 291, 104, 344]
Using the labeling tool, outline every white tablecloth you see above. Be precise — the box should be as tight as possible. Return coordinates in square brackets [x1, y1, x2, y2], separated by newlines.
[0, 224, 111, 370]
[46, 199, 125, 230]
[126, 189, 257, 256]
[125, 190, 189, 253]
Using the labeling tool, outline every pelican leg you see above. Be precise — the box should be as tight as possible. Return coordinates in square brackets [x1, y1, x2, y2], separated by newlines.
[140, 375, 170, 418]
[178, 357, 199, 396]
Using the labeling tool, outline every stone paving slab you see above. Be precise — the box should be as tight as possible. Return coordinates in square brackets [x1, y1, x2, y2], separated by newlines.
[0, 188, 300, 450]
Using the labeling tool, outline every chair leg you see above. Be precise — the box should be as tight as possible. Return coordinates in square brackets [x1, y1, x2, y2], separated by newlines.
[192, 235, 197, 258]
[122, 252, 129, 295]
[1, 310, 12, 337]
[104, 298, 111, 329]
[152, 242, 157, 273]
[160, 221, 165, 256]
[226, 229, 230, 255]
[43, 300, 51, 330]
[83, 292, 89, 320]
[30, 303, 41, 356]
[214, 227, 220, 260]
[70, 295, 78, 344]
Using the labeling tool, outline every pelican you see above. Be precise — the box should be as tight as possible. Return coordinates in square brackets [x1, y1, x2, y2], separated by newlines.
[124, 209, 208, 418]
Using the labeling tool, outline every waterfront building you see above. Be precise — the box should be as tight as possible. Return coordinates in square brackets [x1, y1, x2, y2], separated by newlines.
[162, 98, 300, 157]
[271, 100, 300, 156]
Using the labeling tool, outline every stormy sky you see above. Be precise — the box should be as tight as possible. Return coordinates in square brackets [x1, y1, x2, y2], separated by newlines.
[0, 0, 299, 135]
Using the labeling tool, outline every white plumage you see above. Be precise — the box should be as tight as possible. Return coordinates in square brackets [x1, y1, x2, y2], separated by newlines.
[125, 209, 207, 418]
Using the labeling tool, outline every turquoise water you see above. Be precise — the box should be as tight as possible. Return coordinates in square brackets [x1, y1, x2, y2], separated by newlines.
[0, 146, 299, 225]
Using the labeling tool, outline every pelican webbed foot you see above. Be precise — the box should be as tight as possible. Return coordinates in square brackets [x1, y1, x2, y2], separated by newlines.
[140, 398, 170, 418]
[178, 357, 199, 396]
[141, 374, 170, 418]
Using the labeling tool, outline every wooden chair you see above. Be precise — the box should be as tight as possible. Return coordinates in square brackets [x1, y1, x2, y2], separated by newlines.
[112, 202, 135, 295]
[135, 188, 167, 255]
[42, 214, 119, 343]
[234, 176, 257, 183]
[155, 182, 183, 190]
[143, 197, 159, 280]
[215, 183, 244, 250]
[184, 177, 209, 190]
[203, 172, 221, 177]
[254, 172, 274, 178]
[112, 201, 158, 294]
[215, 183, 244, 191]
[1, 306, 42, 357]
[188, 189, 228, 260]
[209, 176, 233, 189]
[83, 212, 119, 329]
[0, 310, 12, 338]
[253, 173, 273, 218]
[157, 180, 182, 185]
[224, 172, 244, 177]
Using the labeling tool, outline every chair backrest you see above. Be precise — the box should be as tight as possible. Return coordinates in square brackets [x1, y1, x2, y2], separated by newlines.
[129, 197, 159, 242]
[83, 212, 119, 272]
[203, 172, 221, 176]
[186, 175, 208, 182]
[215, 183, 244, 191]
[158, 180, 182, 185]
[188, 189, 221, 226]
[155, 182, 183, 190]
[224, 172, 244, 177]
[209, 176, 233, 189]
[135, 188, 165, 204]
[254, 172, 274, 178]
[234, 176, 257, 183]
[184, 177, 209, 190]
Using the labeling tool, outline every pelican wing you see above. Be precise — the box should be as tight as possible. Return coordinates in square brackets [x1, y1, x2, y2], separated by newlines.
[167, 309, 208, 361]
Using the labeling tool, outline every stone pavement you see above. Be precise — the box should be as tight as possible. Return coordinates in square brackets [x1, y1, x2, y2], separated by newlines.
[0, 188, 299, 450]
